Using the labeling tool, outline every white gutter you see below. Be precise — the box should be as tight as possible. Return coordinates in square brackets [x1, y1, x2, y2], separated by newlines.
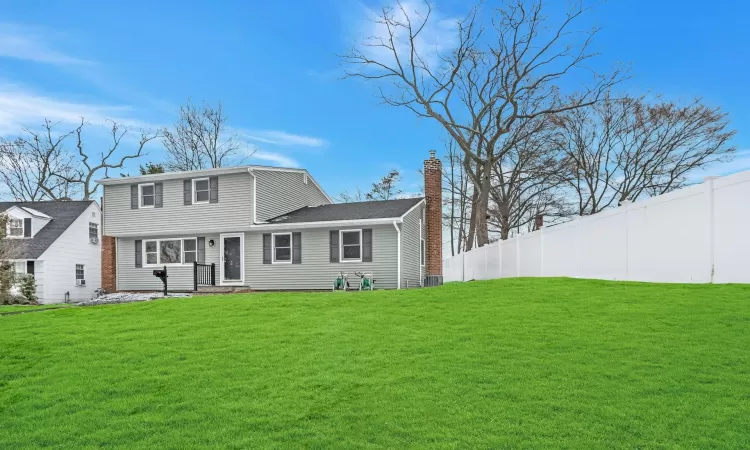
[106, 217, 405, 237]
[393, 221, 401, 290]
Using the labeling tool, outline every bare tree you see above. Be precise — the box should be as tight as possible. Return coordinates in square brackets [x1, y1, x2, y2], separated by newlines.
[488, 116, 571, 239]
[139, 162, 166, 175]
[366, 168, 403, 200]
[0, 120, 78, 201]
[553, 95, 736, 215]
[342, 0, 623, 248]
[0, 119, 159, 201]
[337, 187, 366, 203]
[443, 139, 472, 255]
[163, 100, 251, 171]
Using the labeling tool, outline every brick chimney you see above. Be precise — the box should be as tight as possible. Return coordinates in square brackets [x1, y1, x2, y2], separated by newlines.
[101, 195, 117, 293]
[423, 150, 443, 286]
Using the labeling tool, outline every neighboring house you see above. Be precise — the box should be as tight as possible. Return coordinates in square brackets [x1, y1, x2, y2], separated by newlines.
[1, 201, 102, 304]
[98, 153, 443, 292]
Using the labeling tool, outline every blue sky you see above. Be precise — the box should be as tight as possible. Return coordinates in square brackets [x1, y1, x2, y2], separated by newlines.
[0, 0, 748, 199]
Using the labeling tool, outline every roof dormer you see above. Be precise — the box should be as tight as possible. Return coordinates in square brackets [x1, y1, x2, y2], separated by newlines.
[4, 206, 52, 239]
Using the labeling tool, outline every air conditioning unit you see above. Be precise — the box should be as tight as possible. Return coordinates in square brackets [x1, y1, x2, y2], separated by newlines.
[90, 237, 99, 244]
[76, 279, 86, 286]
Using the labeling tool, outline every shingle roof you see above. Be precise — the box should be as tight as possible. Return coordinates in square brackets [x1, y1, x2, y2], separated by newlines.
[268, 197, 424, 224]
[0, 201, 95, 259]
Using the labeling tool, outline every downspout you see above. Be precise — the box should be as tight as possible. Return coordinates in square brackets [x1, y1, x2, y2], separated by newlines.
[393, 221, 401, 290]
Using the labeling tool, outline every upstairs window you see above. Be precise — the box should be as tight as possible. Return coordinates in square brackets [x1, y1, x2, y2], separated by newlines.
[139, 183, 155, 208]
[89, 222, 99, 244]
[8, 218, 23, 237]
[193, 178, 210, 204]
[340, 230, 362, 262]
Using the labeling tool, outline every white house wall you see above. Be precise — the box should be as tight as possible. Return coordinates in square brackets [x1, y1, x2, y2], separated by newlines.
[37, 202, 102, 303]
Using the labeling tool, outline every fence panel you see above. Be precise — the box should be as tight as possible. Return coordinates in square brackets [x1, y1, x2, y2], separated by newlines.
[441, 171, 750, 284]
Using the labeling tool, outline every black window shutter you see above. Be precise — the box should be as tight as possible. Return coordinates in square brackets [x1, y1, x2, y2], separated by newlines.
[184, 180, 192, 205]
[26, 261, 35, 275]
[131, 185, 138, 209]
[135, 240, 142, 267]
[197, 237, 206, 263]
[362, 229, 372, 262]
[23, 218, 31, 237]
[262, 234, 272, 264]
[329, 230, 339, 263]
[155, 183, 163, 208]
[292, 232, 302, 264]
[209, 176, 219, 203]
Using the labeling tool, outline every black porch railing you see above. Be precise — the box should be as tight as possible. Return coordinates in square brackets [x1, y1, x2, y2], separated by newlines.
[193, 262, 216, 291]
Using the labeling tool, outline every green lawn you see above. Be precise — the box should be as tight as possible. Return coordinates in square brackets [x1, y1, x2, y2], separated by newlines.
[0, 303, 70, 314]
[1, 279, 748, 448]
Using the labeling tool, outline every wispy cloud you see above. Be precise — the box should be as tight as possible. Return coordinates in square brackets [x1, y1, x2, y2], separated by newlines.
[0, 83, 159, 136]
[0, 23, 93, 66]
[353, 1, 458, 72]
[250, 150, 299, 167]
[237, 129, 328, 148]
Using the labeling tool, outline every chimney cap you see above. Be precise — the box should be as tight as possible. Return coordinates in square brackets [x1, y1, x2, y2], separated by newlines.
[429, 150, 436, 159]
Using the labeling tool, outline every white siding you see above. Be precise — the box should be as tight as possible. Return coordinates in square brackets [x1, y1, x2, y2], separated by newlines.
[103, 172, 254, 236]
[117, 234, 221, 291]
[37, 203, 102, 303]
[254, 170, 331, 221]
[400, 203, 424, 288]
[246, 225, 399, 290]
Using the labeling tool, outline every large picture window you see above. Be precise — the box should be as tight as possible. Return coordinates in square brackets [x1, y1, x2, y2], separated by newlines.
[273, 233, 292, 263]
[160, 240, 182, 264]
[340, 230, 362, 262]
[139, 183, 155, 208]
[193, 178, 210, 204]
[143, 238, 197, 266]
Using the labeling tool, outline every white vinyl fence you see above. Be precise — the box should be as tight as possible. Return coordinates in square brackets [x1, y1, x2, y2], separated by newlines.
[443, 170, 750, 284]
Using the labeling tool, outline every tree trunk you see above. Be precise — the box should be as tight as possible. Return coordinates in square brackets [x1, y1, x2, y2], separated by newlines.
[464, 187, 479, 251]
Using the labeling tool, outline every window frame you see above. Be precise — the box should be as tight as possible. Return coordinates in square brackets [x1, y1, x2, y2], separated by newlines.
[75, 264, 85, 282]
[139, 183, 156, 209]
[8, 217, 24, 237]
[271, 232, 293, 264]
[183, 238, 198, 264]
[143, 238, 198, 267]
[339, 229, 363, 263]
[89, 222, 99, 244]
[192, 178, 210, 204]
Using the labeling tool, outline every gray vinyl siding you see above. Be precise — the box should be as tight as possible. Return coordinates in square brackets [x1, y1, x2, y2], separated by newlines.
[254, 170, 330, 222]
[104, 173, 253, 236]
[401, 203, 424, 288]
[245, 225, 398, 290]
[116, 234, 220, 291]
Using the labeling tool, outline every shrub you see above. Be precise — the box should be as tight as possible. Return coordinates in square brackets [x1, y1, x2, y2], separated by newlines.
[0, 261, 15, 298]
[18, 274, 38, 305]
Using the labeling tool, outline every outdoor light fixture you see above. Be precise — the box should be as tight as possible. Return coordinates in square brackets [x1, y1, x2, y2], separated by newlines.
[209, 239, 215, 247]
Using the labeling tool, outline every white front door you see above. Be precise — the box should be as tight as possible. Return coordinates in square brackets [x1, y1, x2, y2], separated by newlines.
[220, 233, 244, 285]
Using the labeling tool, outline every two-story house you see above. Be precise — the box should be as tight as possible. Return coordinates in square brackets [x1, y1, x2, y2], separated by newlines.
[1, 200, 102, 303]
[98, 153, 444, 292]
